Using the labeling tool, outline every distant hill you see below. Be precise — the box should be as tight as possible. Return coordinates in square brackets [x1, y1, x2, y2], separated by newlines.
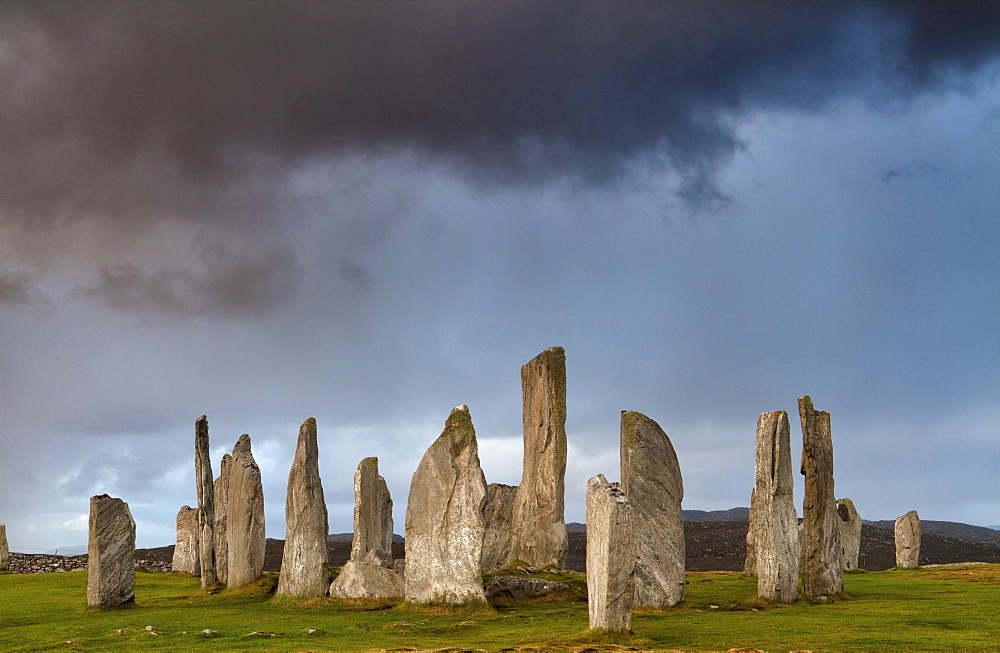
[682, 507, 750, 521]
[864, 520, 1000, 544]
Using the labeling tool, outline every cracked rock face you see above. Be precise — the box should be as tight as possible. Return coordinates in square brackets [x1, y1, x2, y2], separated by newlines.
[838, 498, 862, 571]
[277, 418, 330, 597]
[87, 494, 136, 607]
[194, 415, 216, 587]
[799, 395, 843, 597]
[895, 510, 921, 568]
[171, 506, 200, 575]
[586, 474, 636, 633]
[226, 434, 265, 589]
[404, 405, 487, 604]
[481, 482, 517, 573]
[213, 454, 231, 585]
[620, 410, 685, 607]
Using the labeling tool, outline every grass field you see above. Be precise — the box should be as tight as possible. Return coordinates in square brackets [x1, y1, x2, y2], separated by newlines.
[1, 564, 998, 651]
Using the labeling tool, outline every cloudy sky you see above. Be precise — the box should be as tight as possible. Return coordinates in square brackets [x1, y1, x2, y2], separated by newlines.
[2, 1, 998, 552]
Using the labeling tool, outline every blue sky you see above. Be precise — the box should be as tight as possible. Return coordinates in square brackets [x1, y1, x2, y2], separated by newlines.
[1, 1, 998, 551]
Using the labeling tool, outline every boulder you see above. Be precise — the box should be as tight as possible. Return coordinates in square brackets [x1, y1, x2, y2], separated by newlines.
[485, 575, 570, 600]
[213, 453, 231, 585]
[509, 347, 568, 569]
[277, 418, 330, 597]
[620, 410, 685, 607]
[87, 494, 136, 607]
[481, 483, 517, 573]
[171, 506, 200, 575]
[194, 415, 216, 587]
[0, 524, 8, 571]
[331, 560, 404, 598]
[226, 434, 266, 588]
[585, 474, 636, 633]
[749, 411, 800, 602]
[798, 396, 843, 596]
[404, 405, 487, 604]
[895, 510, 921, 568]
[837, 498, 862, 571]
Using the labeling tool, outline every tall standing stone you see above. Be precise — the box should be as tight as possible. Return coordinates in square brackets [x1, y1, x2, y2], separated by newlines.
[894, 510, 921, 568]
[171, 506, 200, 575]
[194, 415, 216, 587]
[510, 346, 568, 569]
[620, 410, 685, 607]
[0, 524, 8, 571]
[226, 434, 266, 589]
[748, 411, 800, 602]
[585, 474, 636, 633]
[87, 494, 136, 607]
[404, 405, 487, 604]
[837, 498, 862, 571]
[277, 418, 330, 597]
[799, 395, 843, 597]
[481, 483, 518, 573]
[213, 454, 231, 585]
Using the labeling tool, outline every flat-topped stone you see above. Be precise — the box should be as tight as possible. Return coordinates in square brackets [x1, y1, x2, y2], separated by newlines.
[87, 494, 136, 607]
[586, 474, 636, 632]
[171, 506, 200, 575]
[799, 396, 842, 597]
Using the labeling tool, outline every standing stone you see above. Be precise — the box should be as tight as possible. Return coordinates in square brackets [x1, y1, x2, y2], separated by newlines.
[510, 346, 568, 569]
[87, 494, 136, 607]
[837, 498, 862, 571]
[277, 418, 330, 597]
[895, 510, 921, 568]
[481, 483, 518, 573]
[747, 411, 800, 602]
[213, 454, 231, 585]
[743, 490, 759, 576]
[585, 474, 636, 633]
[171, 506, 200, 575]
[620, 410, 685, 607]
[0, 524, 8, 571]
[799, 395, 843, 597]
[226, 434, 266, 588]
[404, 405, 487, 604]
[194, 415, 216, 587]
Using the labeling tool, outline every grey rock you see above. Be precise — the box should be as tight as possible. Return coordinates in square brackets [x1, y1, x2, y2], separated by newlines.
[485, 575, 569, 600]
[349, 457, 394, 566]
[171, 506, 200, 575]
[837, 498, 862, 571]
[481, 483, 518, 573]
[510, 347, 569, 569]
[0, 524, 8, 571]
[226, 434, 265, 588]
[213, 454, 231, 585]
[585, 474, 636, 633]
[799, 396, 843, 596]
[895, 510, 921, 568]
[277, 418, 330, 597]
[404, 405, 487, 604]
[620, 410, 685, 607]
[194, 415, 216, 587]
[749, 411, 800, 602]
[330, 560, 404, 598]
[87, 494, 136, 607]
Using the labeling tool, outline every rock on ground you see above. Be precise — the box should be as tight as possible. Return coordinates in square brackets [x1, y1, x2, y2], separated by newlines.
[799, 395, 843, 597]
[87, 494, 136, 607]
[194, 415, 216, 587]
[895, 510, 921, 568]
[485, 575, 570, 600]
[226, 434, 266, 588]
[331, 560, 404, 598]
[404, 405, 487, 604]
[838, 498, 862, 571]
[620, 410, 685, 607]
[171, 506, 200, 575]
[586, 474, 636, 633]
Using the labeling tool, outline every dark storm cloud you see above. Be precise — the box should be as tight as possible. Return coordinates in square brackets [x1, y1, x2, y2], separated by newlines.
[0, 271, 47, 306]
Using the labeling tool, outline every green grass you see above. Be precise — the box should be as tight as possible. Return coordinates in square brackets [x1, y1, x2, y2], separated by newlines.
[1, 565, 999, 651]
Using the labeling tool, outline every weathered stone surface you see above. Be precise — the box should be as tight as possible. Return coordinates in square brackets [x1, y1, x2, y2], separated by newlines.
[330, 560, 404, 598]
[799, 396, 843, 597]
[349, 457, 394, 565]
[747, 411, 800, 602]
[87, 494, 136, 607]
[226, 434, 266, 588]
[895, 510, 921, 568]
[194, 415, 216, 587]
[277, 418, 330, 597]
[510, 347, 568, 569]
[585, 474, 636, 633]
[620, 410, 685, 607]
[837, 498, 862, 571]
[743, 490, 759, 577]
[213, 453, 231, 585]
[404, 405, 487, 604]
[485, 575, 570, 600]
[481, 483, 518, 573]
[171, 506, 200, 575]
[0, 524, 9, 571]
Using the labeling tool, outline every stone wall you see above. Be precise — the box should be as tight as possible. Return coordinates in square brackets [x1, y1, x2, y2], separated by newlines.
[5, 552, 170, 574]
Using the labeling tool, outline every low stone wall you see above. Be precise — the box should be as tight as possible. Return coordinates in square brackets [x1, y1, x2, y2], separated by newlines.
[6, 552, 171, 574]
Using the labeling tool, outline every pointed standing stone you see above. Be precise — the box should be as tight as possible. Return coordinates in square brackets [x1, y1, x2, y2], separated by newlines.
[586, 474, 636, 633]
[0, 524, 9, 571]
[214, 454, 231, 586]
[171, 506, 200, 575]
[895, 510, 921, 568]
[837, 498, 862, 571]
[404, 405, 487, 604]
[277, 418, 330, 597]
[194, 415, 216, 587]
[799, 395, 843, 597]
[620, 410, 685, 607]
[87, 494, 136, 607]
[510, 346, 568, 569]
[226, 434, 266, 588]
[481, 483, 518, 573]
[748, 411, 800, 602]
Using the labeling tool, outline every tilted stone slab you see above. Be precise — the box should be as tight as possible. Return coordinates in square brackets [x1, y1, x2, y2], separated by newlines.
[194, 415, 216, 587]
[481, 482, 517, 573]
[895, 510, 921, 568]
[586, 474, 636, 633]
[404, 405, 487, 604]
[620, 410, 685, 607]
[331, 560, 404, 598]
[799, 396, 843, 596]
[214, 453, 231, 585]
[277, 418, 330, 597]
[87, 494, 136, 607]
[226, 434, 266, 588]
[171, 506, 200, 575]
[837, 498, 862, 571]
